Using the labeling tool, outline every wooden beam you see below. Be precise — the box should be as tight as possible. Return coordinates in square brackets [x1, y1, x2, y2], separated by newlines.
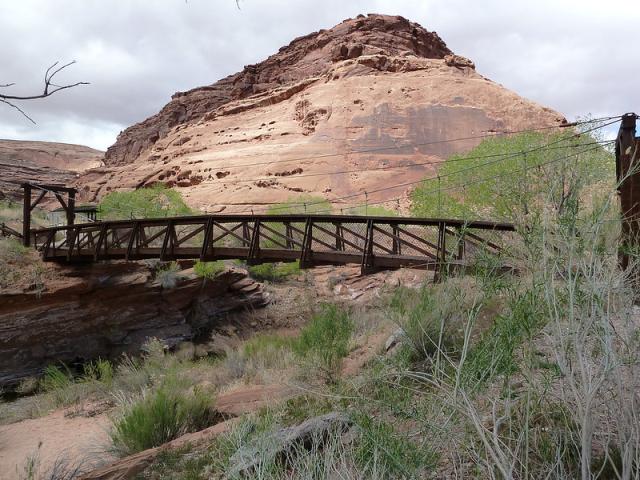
[94, 223, 108, 261]
[616, 113, 639, 270]
[125, 222, 140, 260]
[200, 217, 214, 261]
[22, 184, 31, 246]
[247, 220, 261, 265]
[360, 219, 375, 275]
[30, 190, 47, 210]
[160, 220, 175, 261]
[299, 218, 313, 268]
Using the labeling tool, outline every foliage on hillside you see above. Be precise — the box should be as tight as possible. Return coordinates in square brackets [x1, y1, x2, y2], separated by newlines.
[411, 130, 614, 220]
[265, 195, 332, 215]
[98, 185, 193, 220]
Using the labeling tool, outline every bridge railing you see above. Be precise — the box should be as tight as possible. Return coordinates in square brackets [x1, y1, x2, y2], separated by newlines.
[30, 214, 515, 275]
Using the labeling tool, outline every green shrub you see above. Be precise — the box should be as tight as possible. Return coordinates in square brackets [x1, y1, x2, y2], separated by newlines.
[40, 365, 73, 392]
[82, 358, 114, 386]
[294, 304, 353, 381]
[461, 287, 545, 388]
[247, 261, 300, 282]
[410, 131, 613, 221]
[388, 282, 476, 362]
[98, 185, 193, 220]
[354, 413, 436, 477]
[110, 380, 217, 455]
[242, 334, 296, 359]
[194, 260, 225, 279]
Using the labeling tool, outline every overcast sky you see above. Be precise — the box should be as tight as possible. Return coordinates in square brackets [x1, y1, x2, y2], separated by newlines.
[0, 0, 637, 151]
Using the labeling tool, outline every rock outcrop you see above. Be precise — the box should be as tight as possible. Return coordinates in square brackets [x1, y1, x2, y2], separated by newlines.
[0, 139, 103, 200]
[79, 14, 565, 213]
[103, 14, 452, 167]
[0, 264, 268, 386]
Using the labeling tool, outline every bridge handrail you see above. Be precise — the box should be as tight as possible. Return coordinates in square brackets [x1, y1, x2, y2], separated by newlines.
[30, 214, 516, 234]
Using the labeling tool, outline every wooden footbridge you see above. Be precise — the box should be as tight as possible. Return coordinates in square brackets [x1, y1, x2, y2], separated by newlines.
[27, 212, 515, 275]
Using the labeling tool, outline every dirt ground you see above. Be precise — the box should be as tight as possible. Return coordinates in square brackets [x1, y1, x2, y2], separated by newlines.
[0, 265, 428, 478]
[0, 409, 113, 479]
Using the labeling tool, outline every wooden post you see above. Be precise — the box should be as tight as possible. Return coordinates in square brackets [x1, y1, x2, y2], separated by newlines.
[334, 223, 344, 251]
[67, 189, 76, 227]
[392, 224, 400, 255]
[22, 184, 31, 246]
[616, 113, 639, 270]
[285, 222, 293, 249]
[299, 218, 313, 269]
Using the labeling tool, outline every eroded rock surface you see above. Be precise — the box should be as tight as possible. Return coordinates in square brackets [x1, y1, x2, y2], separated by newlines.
[0, 139, 103, 201]
[0, 264, 268, 386]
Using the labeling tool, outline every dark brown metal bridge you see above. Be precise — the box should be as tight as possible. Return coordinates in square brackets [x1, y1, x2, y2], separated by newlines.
[29, 214, 515, 276]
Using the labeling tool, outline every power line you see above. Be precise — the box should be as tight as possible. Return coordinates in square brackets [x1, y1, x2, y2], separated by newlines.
[207, 138, 613, 187]
[174, 115, 619, 172]
[21, 115, 621, 220]
[240, 118, 619, 214]
[308, 142, 611, 216]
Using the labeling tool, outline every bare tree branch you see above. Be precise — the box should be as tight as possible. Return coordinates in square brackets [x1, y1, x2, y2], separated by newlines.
[0, 60, 89, 123]
[0, 98, 36, 124]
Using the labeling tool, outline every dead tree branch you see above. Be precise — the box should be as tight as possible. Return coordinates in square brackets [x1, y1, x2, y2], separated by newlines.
[0, 60, 89, 124]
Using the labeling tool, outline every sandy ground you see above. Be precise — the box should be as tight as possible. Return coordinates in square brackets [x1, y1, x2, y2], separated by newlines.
[0, 409, 113, 479]
[0, 265, 427, 478]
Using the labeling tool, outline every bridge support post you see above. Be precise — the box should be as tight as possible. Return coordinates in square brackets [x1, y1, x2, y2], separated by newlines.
[201, 217, 214, 260]
[392, 224, 400, 255]
[284, 222, 293, 249]
[247, 220, 261, 265]
[299, 218, 313, 269]
[334, 223, 344, 251]
[434, 222, 447, 283]
[22, 184, 31, 246]
[616, 113, 640, 273]
[360, 219, 375, 275]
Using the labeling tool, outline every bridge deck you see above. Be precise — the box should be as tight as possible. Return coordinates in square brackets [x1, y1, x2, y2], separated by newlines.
[30, 214, 515, 275]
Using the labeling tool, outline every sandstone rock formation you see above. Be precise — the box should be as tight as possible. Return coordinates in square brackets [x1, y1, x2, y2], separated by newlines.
[79, 14, 565, 213]
[0, 264, 268, 386]
[0, 139, 103, 201]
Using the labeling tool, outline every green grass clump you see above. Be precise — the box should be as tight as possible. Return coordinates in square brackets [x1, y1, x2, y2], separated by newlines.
[98, 185, 193, 220]
[242, 334, 296, 359]
[388, 284, 473, 361]
[194, 260, 225, 279]
[461, 287, 545, 388]
[110, 380, 217, 455]
[247, 261, 300, 282]
[294, 304, 353, 381]
[40, 365, 73, 392]
[155, 261, 181, 289]
[354, 413, 437, 477]
[82, 358, 114, 386]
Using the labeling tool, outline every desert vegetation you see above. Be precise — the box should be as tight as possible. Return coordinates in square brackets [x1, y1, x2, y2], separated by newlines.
[98, 184, 194, 220]
[3, 128, 638, 479]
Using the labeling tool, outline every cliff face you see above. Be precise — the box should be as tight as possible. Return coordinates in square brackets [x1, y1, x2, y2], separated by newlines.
[0, 263, 268, 386]
[81, 14, 564, 213]
[0, 139, 103, 201]
[104, 14, 453, 167]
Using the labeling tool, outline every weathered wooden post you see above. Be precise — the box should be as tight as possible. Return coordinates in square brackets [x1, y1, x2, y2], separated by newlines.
[22, 183, 32, 246]
[616, 113, 640, 270]
[67, 188, 76, 228]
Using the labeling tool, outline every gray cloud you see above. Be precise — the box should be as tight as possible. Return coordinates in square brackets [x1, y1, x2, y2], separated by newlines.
[1, 0, 637, 150]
